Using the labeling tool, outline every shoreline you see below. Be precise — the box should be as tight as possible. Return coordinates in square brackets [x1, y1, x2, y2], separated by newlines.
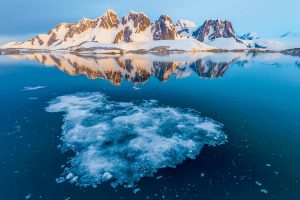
[1, 47, 300, 57]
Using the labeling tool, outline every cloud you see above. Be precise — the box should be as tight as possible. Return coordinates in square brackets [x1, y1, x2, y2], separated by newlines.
[46, 92, 227, 188]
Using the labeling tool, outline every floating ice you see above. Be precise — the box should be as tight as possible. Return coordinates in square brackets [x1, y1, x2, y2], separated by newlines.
[23, 86, 46, 91]
[46, 92, 227, 188]
[25, 194, 31, 199]
[260, 189, 268, 194]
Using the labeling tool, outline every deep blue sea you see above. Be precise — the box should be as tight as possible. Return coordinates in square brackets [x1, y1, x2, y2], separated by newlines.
[0, 52, 299, 200]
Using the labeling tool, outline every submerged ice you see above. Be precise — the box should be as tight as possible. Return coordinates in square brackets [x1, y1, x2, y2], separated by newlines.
[46, 92, 227, 188]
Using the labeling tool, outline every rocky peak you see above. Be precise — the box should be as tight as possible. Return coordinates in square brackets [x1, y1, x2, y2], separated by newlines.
[152, 15, 180, 40]
[123, 11, 151, 33]
[193, 19, 239, 42]
[99, 9, 120, 29]
[63, 18, 97, 41]
[114, 11, 151, 44]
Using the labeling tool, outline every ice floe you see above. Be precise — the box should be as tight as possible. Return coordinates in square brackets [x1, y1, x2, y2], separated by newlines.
[46, 92, 227, 188]
[23, 86, 46, 91]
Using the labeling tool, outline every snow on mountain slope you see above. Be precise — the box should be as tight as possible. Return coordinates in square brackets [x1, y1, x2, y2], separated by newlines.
[239, 32, 260, 40]
[72, 38, 216, 53]
[253, 33, 300, 51]
[175, 20, 197, 38]
[0, 10, 182, 51]
[204, 38, 247, 50]
[1, 9, 300, 53]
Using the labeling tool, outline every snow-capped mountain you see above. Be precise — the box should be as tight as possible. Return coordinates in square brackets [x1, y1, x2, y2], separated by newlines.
[175, 20, 197, 38]
[1, 10, 182, 50]
[1, 10, 300, 54]
[252, 32, 300, 51]
[152, 15, 180, 40]
[114, 11, 152, 43]
[239, 32, 260, 40]
[192, 20, 247, 50]
[193, 20, 239, 42]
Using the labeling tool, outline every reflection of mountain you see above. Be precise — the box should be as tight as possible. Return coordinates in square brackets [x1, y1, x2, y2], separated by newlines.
[190, 59, 234, 78]
[10, 53, 245, 85]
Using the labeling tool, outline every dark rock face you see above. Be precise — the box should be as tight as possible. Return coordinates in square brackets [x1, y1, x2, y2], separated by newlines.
[113, 27, 133, 44]
[114, 12, 151, 43]
[125, 12, 151, 33]
[152, 15, 179, 40]
[99, 10, 120, 29]
[64, 19, 97, 41]
[239, 33, 260, 40]
[29, 35, 45, 46]
[193, 20, 239, 42]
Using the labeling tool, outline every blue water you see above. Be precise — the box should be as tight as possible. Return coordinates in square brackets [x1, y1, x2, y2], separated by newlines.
[0, 53, 299, 199]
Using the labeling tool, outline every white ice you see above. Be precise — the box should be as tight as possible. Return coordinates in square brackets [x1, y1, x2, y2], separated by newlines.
[46, 92, 227, 188]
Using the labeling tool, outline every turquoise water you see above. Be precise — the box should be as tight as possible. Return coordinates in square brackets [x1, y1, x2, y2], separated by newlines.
[0, 53, 300, 199]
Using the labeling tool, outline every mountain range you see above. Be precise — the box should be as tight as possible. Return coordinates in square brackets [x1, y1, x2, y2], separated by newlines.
[1, 9, 300, 54]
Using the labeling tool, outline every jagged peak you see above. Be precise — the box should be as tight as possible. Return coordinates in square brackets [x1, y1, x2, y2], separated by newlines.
[155, 15, 175, 26]
[80, 17, 92, 22]
[203, 19, 231, 24]
[128, 10, 147, 17]
[103, 9, 118, 16]
[193, 19, 238, 42]
[99, 9, 120, 29]
[129, 10, 138, 15]
[158, 14, 171, 19]
[120, 11, 151, 32]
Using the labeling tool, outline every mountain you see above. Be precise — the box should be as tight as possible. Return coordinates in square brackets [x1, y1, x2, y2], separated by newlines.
[193, 20, 239, 42]
[1, 10, 182, 50]
[114, 11, 152, 43]
[1, 10, 300, 53]
[192, 20, 247, 50]
[239, 32, 260, 40]
[253, 32, 300, 51]
[175, 20, 197, 38]
[2, 9, 122, 49]
[152, 15, 180, 40]
[2, 10, 213, 52]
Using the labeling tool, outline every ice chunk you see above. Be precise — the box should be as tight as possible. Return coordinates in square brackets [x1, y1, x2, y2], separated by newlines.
[23, 86, 46, 91]
[260, 189, 268, 194]
[25, 194, 31, 199]
[46, 92, 227, 188]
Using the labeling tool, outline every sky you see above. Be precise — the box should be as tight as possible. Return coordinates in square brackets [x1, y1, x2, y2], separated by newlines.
[0, 0, 300, 44]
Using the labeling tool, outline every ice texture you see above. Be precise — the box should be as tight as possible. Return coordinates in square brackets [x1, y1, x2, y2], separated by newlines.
[46, 92, 227, 188]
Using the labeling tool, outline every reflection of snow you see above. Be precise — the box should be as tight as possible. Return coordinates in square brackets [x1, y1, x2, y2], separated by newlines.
[46, 92, 227, 188]
[23, 86, 46, 91]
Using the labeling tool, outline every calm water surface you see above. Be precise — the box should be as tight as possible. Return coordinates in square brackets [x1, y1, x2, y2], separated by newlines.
[0, 52, 299, 200]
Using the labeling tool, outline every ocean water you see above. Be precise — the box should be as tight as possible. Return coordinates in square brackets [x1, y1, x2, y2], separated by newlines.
[0, 52, 299, 200]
